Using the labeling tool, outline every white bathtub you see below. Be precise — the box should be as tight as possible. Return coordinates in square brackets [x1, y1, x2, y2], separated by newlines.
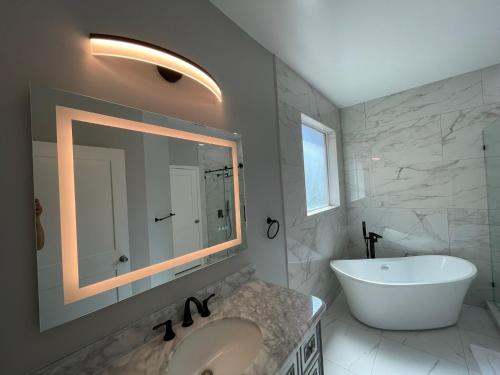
[330, 255, 477, 330]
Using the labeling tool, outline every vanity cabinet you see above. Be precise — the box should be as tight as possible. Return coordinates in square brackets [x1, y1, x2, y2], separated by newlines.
[280, 322, 323, 375]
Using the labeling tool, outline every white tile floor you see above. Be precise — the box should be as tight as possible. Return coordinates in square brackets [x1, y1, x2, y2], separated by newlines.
[321, 293, 500, 375]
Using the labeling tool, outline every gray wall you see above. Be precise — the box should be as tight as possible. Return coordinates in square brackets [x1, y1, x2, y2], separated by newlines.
[275, 58, 348, 306]
[168, 138, 199, 166]
[341, 63, 500, 306]
[0, 1, 287, 373]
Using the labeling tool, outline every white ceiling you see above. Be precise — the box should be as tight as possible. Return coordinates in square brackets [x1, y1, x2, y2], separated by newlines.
[211, 0, 500, 108]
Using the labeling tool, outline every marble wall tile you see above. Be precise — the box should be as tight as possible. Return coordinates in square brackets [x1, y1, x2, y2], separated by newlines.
[287, 208, 347, 296]
[489, 209, 500, 227]
[281, 164, 307, 228]
[341, 64, 500, 306]
[288, 260, 339, 307]
[277, 79, 345, 229]
[317, 98, 342, 133]
[369, 159, 487, 209]
[448, 209, 490, 262]
[486, 156, 500, 210]
[275, 58, 337, 122]
[277, 100, 303, 168]
[340, 103, 366, 135]
[483, 64, 500, 105]
[489, 226, 500, 264]
[464, 258, 494, 306]
[489, 209, 500, 266]
[341, 104, 369, 210]
[276, 58, 347, 304]
[370, 161, 450, 209]
[365, 70, 483, 128]
[348, 207, 449, 256]
[344, 167, 372, 208]
[364, 115, 443, 167]
[446, 158, 487, 209]
[441, 102, 500, 160]
[342, 129, 367, 172]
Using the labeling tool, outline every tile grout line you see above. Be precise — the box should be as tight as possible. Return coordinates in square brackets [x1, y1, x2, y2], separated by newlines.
[328, 300, 483, 373]
[457, 324, 474, 374]
[481, 68, 485, 105]
[368, 335, 381, 375]
[326, 296, 500, 373]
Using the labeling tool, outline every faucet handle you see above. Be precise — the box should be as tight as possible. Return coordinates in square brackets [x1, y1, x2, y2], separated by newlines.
[201, 293, 216, 317]
[153, 319, 175, 341]
[369, 231, 383, 239]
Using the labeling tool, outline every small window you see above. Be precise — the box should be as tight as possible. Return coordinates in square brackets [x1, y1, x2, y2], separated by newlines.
[301, 114, 340, 215]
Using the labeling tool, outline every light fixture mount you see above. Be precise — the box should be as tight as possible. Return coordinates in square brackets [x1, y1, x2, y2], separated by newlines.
[157, 66, 183, 83]
[89, 34, 222, 101]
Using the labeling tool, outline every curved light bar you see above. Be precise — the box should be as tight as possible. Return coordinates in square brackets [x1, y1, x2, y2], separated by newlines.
[90, 34, 222, 102]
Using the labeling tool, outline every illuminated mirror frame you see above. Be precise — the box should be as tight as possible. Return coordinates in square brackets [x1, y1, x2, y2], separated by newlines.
[54, 106, 241, 304]
[30, 85, 246, 304]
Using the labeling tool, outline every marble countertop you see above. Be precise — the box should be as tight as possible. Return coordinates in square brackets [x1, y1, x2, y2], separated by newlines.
[99, 279, 325, 375]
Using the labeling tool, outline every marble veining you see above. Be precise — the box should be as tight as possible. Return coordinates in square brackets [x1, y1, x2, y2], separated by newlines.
[342, 129, 368, 172]
[364, 115, 443, 167]
[486, 156, 500, 210]
[276, 59, 339, 125]
[32, 265, 256, 375]
[341, 64, 500, 305]
[278, 100, 304, 168]
[365, 70, 483, 128]
[470, 344, 500, 375]
[448, 209, 490, 262]
[340, 103, 366, 135]
[483, 64, 500, 105]
[347, 207, 449, 258]
[276, 57, 348, 305]
[369, 159, 487, 210]
[322, 292, 500, 375]
[100, 280, 325, 375]
[441, 102, 500, 160]
[287, 208, 347, 305]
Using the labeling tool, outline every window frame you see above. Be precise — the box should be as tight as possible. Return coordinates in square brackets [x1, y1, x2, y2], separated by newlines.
[300, 113, 340, 216]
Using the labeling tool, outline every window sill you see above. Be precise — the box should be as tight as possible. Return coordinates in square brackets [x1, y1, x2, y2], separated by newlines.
[306, 205, 339, 217]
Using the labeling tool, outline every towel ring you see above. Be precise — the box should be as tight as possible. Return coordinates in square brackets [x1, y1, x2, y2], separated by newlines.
[266, 217, 280, 240]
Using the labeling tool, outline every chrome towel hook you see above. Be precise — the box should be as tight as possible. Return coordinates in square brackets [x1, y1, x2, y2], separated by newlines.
[266, 217, 280, 239]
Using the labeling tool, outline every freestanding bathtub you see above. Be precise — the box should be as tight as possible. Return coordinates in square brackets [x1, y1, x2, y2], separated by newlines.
[330, 255, 477, 330]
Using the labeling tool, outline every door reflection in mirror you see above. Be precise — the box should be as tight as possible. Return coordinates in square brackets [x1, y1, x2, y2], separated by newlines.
[30, 86, 247, 331]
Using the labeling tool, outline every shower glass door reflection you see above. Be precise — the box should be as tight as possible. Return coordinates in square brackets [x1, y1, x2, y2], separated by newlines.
[204, 166, 237, 264]
[485, 121, 500, 306]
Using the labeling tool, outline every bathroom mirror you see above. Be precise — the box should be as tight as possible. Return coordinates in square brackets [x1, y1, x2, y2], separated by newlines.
[30, 86, 246, 331]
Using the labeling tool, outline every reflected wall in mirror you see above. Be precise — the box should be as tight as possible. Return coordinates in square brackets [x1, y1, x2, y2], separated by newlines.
[31, 86, 246, 331]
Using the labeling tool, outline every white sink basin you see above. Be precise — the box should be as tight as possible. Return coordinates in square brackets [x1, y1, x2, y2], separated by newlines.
[167, 318, 263, 375]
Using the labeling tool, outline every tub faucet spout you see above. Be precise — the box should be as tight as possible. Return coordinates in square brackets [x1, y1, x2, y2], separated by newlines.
[362, 221, 382, 259]
[367, 232, 382, 259]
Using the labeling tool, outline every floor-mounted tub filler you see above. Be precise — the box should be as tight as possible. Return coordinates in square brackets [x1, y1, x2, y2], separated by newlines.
[330, 255, 477, 330]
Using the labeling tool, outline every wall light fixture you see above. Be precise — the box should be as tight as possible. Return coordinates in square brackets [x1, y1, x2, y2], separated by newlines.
[90, 34, 222, 102]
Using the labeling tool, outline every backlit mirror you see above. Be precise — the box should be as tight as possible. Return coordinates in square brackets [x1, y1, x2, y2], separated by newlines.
[31, 86, 246, 331]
